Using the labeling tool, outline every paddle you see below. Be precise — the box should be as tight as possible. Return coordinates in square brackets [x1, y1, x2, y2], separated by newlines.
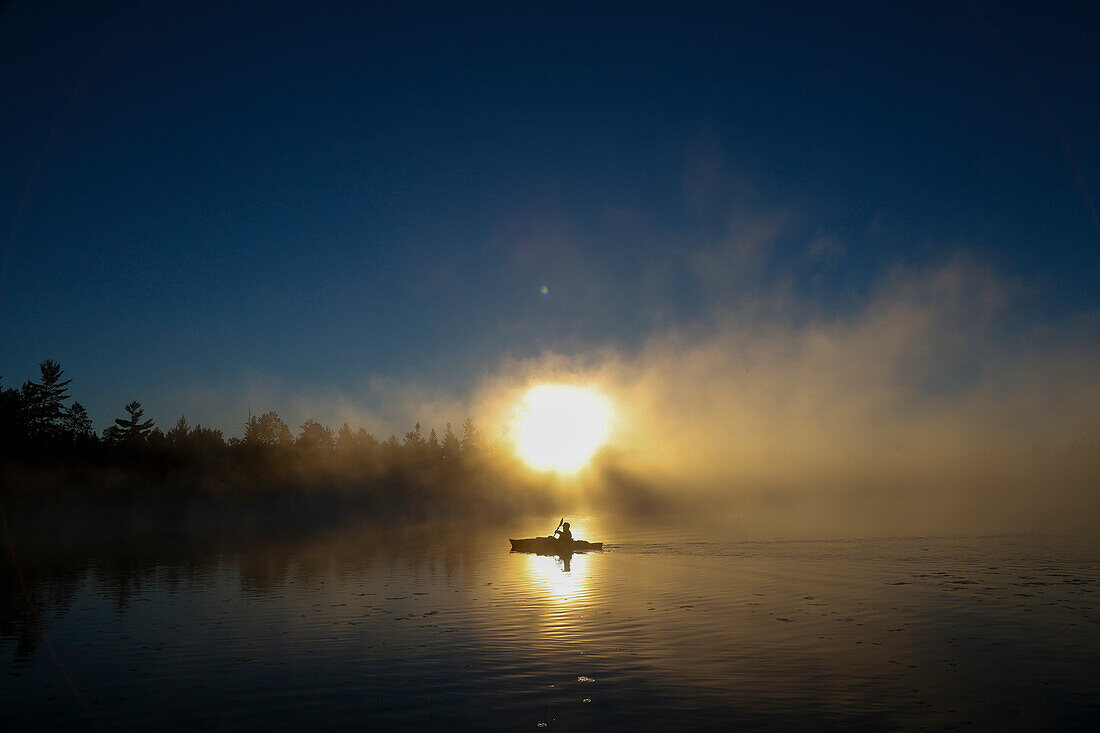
[549, 517, 563, 539]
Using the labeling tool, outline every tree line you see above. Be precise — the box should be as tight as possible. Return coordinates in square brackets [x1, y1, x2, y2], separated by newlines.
[1, 360, 483, 456]
[0, 360, 541, 513]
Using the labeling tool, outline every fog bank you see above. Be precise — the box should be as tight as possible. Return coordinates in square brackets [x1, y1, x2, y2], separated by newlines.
[473, 257, 1099, 537]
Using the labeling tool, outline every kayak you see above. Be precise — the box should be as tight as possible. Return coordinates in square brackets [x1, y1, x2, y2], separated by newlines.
[509, 537, 603, 553]
[509, 537, 604, 554]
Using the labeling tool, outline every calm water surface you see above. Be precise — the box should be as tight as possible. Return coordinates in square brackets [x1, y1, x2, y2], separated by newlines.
[2, 510, 1098, 730]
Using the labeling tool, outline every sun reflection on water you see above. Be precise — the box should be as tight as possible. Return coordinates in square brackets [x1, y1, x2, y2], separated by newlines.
[523, 551, 591, 604]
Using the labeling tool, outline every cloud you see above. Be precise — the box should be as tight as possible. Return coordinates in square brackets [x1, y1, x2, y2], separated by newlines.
[807, 235, 845, 263]
[689, 210, 787, 288]
[471, 255, 1099, 536]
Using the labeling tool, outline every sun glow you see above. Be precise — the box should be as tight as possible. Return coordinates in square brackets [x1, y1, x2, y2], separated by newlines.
[513, 384, 612, 472]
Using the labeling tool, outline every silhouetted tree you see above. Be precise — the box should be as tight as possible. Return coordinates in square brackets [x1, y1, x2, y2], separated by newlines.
[382, 434, 400, 457]
[0, 378, 27, 447]
[147, 427, 167, 450]
[355, 428, 379, 453]
[188, 425, 225, 451]
[61, 402, 95, 441]
[104, 401, 155, 444]
[243, 412, 292, 446]
[22, 360, 72, 439]
[426, 428, 440, 459]
[442, 422, 461, 461]
[336, 423, 356, 450]
[297, 419, 334, 449]
[461, 418, 481, 456]
[163, 416, 224, 454]
[166, 416, 191, 444]
[403, 422, 424, 449]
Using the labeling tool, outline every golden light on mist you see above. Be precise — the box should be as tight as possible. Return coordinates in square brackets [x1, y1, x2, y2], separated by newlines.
[513, 384, 613, 473]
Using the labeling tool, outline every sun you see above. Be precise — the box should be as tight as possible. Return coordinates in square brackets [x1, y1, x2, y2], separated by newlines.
[513, 384, 613, 473]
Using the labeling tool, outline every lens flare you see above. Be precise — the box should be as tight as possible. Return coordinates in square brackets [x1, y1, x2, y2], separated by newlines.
[513, 384, 612, 472]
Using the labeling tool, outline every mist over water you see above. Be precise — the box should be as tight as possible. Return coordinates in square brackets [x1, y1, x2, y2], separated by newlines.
[519, 258, 1099, 533]
[156, 256, 1099, 538]
[3, 507, 1097, 731]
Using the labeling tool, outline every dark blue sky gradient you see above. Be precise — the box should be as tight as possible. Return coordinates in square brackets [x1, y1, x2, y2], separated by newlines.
[1, 1, 1097, 430]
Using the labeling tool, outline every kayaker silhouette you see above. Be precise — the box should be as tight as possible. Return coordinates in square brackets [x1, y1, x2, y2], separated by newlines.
[554, 521, 573, 542]
[508, 520, 600, 553]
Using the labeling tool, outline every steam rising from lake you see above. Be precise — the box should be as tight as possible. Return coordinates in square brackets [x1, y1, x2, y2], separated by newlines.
[183, 256, 1097, 538]
[474, 256, 1099, 536]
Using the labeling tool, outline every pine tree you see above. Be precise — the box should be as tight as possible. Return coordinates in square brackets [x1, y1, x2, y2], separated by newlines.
[0, 378, 28, 449]
[188, 425, 225, 451]
[105, 401, 155, 444]
[336, 423, 356, 450]
[61, 402, 95, 440]
[166, 416, 191, 444]
[22, 359, 72, 439]
[403, 422, 424, 449]
[243, 412, 293, 446]
[297, 419, 334, 449]
[355, 428, 379, 453]
[442, 422, 461, 461]
[461, 418, 481, 456]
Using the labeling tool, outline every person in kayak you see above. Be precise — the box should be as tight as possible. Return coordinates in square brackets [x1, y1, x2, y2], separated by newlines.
[553, 521, 573, 542]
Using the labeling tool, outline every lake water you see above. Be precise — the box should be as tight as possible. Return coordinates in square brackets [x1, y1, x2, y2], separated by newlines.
[3, 509, 1098, 730]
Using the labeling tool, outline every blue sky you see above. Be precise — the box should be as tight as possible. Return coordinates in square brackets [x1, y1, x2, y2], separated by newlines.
[1, 0, 1097, 433]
